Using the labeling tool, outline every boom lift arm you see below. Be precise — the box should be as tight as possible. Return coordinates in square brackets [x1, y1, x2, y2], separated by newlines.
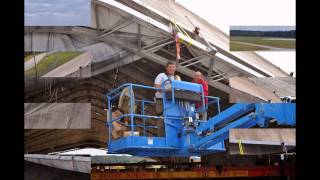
[106, 80, 295, 157]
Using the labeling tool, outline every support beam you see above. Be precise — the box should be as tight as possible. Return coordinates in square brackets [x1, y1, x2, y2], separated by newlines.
[211, 73, 227, 80]
[211, 75, 232, 82]
[98, 20, 133, 39]
[98, 37, 231, 93]
[91, 53, 137, 77]
[94, 0, 276, 77]
[142, 40, 174, 53]
[179, 55, 206, 66]
[141, 37, 171, 50]
[100, 18, 128, 34]
[94, 3, 101, 35]
[91, 41, 164, 77]
[137, 24, 141, 50]
[159, 48, 209, 73]
[178, 57, 210, 68]
[26, 26, 231, 93]
[94, 0, 169, 36]
[206, 57, 215, 80]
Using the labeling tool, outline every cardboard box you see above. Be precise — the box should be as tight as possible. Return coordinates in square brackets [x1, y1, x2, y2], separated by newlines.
[123, 131, 140, 137]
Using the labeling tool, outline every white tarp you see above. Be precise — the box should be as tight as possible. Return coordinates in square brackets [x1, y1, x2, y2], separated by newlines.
[24, 154, 91, 173]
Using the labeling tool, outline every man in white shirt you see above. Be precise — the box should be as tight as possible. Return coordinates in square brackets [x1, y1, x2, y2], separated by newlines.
[154, 61, 181, 115]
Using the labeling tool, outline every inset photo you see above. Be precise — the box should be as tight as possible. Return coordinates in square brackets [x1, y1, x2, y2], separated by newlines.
[24, 51, 92, 78]
[230, 26, 295, 51]
[24, 0, 91, 26]
[24, 103, 91, 129]
[229, 77, 296, 103]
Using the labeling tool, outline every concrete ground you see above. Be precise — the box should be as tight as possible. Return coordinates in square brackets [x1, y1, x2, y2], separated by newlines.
[230, 41, 293, 51]
[24, 53, 47, 71]
[42, 51, 92, 77]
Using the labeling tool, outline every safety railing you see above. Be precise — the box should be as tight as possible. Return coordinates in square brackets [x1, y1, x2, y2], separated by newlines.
[106, 82, 221, 145]
[204, 96, 220, 114]
[106, 83, 162, 144]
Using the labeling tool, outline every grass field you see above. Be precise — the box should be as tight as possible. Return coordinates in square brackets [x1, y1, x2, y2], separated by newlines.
[24, 52, 41, 62]
[230, 41, 269, 51]
[25, 51, 82, 77]
[230, 36, 295, 51]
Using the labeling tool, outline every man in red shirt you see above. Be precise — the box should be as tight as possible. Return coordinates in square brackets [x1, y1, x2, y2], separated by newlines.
[192, 71, 209, 120]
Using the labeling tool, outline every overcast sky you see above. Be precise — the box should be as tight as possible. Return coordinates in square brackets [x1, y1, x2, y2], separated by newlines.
[24, 0, 296, 76]
[176, 0, 296, 76]
[230, 26, 295, 32]
[24, 0, 91, 26]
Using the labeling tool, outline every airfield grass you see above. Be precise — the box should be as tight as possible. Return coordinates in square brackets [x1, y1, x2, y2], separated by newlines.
[24, 52, 41, 62]
[230, 36, 295, 49]
[25, 51, 82, 77]
[230, 41, 269, 51]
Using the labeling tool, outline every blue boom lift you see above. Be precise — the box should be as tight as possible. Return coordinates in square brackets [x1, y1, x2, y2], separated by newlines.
[106, 80, 295, 157]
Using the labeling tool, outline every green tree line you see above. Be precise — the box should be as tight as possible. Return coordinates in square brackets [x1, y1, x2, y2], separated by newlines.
[230, 30, 295, 38]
